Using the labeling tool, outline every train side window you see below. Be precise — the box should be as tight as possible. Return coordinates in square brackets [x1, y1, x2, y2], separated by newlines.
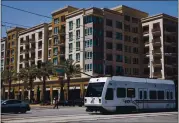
[139, 91, 142, 99]
[166, 91, 170, 99]
[149, 90, 157, 99]
[105, 88, 113, 100]
[157, 91, 164, 99]
[144, 91, 147, 99]
[117, 88, 126, 98]
[170, 92, 173, 99]
[127, 88, 135, 98]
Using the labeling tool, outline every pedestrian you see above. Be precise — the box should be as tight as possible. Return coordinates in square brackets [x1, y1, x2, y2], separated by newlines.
[53, 97, 58, 109]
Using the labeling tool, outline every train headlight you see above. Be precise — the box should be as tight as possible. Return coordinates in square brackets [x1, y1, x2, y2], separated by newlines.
[99, 99, 101, 103]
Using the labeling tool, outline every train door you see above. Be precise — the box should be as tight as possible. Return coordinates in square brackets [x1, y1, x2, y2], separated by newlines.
[138, 88, 148, 110]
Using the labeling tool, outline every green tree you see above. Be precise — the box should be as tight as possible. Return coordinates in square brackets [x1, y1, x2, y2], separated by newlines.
[36, 61, 55, 104]
[18, 65, 38, 102]
[55, 59, 81, 101]
[1, 70, 17, 99]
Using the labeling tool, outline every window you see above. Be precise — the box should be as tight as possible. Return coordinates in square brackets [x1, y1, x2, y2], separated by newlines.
[157, 91, 164, 99]
[106, 19, 113, 27]
[48, 50, 51, 57]
[116, 66, 123, 75]
[133, 37, 138, 44]
[170, 92, 173, 99]
[76, 30, 80, 39]
[133, 58, 139, 64]
[54, 27, 59, 34]
[127, 88, 135, 98]
[124, 24, 130, 32]
[132, 17, 138, 24]
[54, 37, 58, 45]
[139, 91, 142, 99]
[69, 43, 73, 53]
[124, 56, 128, 63]
[85, 52, 92, 59]
[106, 54, 112, 61]
[150, 90, 157, 99]
[69, 32, 73, 41]
[85, 39, 92, 48]
[124, 35, 131, 42]
[11, 41, 15, 46]
[124, 45, 128, 52]
[133, 47, 139, 54]
[76, 18, 80, 28]
[53, 58, 58, 65]
[76, 53, 80, 62]
[38, 41, 42, 49]
[128, 46, 131, 53]
[85, 27, 93, 36]
[53, 48, 58, 55]
[48, 40, 52, 47]
[106, 31, 112, 38]
[144, 91, 147, 99]
[12, 34, 15, 39]
[132, 27, 138, 33]
[124, 15, 130, 21]
[69, 54, 72, 60]
[116, 32, 123, 40]
[116, 21, 122, 29]
[19, 64, 23, 69]
[61, 15, 65, 22]
[54, 18, 59, 24]
[116, 44, 123, 51]
[76, 42, 80, 51]
[11, 57, 14, 63]
[105, 88, 113, 100]
[133, 68, 139, 75]
[69, 21, 73, 30]
[117, 88, 126, 98]
[85, 64, 92, 72]
[106, 42, 112, 49]
[116, 55, 123, 62]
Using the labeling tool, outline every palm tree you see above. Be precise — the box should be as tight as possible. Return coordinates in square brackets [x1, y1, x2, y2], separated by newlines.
[55, 59, 81, 101]
[1, 70, 17, 99]
[18, 65, 38, 102]
[36, 61, 55, 104]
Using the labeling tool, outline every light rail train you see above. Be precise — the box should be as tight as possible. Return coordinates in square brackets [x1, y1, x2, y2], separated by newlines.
[84, 76, 176, 113]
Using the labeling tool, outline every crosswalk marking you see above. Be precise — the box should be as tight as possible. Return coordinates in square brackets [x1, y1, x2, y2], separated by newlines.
[2, 112, 177, 123]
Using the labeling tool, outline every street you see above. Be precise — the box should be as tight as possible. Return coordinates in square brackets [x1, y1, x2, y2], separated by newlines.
[1, 107, 178, 123]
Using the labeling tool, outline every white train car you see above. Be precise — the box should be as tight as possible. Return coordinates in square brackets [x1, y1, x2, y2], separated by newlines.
[84, 76, 176, 113]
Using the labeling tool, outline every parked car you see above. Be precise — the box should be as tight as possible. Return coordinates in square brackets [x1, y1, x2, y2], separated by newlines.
[1, 99, 31, 113]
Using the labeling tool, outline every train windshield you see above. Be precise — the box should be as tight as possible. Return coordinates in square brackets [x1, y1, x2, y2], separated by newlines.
[85, 82, 105, 97]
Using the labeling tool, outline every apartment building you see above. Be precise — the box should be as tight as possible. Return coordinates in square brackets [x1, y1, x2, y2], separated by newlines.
[142, 13, 178, 80]
[5, 27, 25, 71]
[17, 23, 48, 73]
[1, 37, 6, 71]
[111, 5, 148, 77]
[51, 6, 78, 66]
[66, 5, 149, 78]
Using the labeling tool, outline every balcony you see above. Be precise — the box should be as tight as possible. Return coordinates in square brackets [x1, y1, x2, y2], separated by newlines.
[143, 30, 149, 35]
[152, 28, 161, 36]
[29, 57, 35, 61]
[153, 71, 162, 78]
[59, 41, 65, 47]
[29, 47, 35, 52]
[59, 52, 65, 57]
[153, 60, 162, 67]
[23, 58, 29, 62]
[23, 40, 30, 45]
[29, 38, 35, 43]
[152, 38, 161, 46]
[23, 49, 29, 54]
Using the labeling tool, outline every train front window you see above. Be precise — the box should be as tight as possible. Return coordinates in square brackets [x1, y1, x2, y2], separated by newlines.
[85, 82, 105, 97]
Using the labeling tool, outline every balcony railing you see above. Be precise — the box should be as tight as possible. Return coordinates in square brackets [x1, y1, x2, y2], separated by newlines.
[153, 60, 162, 67]
[29, 57, 35, 61]
[143, 30, 149, 34]
[152, 38, 161, 46]
[29, 38, 35, 43]
[153, 72, 162, 78]
[152, 28, 161, 36]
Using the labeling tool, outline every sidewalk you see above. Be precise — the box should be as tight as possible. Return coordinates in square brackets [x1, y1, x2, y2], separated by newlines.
[30, 104, 84, 109]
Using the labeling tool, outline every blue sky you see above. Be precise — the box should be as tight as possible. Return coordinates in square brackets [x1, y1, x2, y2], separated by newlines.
[1, 1, 178, 37]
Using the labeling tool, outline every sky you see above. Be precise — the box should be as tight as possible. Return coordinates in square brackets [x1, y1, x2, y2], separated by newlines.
[1, 1, 178, 37]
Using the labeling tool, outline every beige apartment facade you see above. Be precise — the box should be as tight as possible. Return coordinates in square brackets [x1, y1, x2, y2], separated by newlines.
[142, 13, 178, 80]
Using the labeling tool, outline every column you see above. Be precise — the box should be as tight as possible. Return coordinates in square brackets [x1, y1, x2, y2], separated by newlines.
[50, 85, 53, 104]
[80, 84, 84, 98]
[34, 85, 37, 101]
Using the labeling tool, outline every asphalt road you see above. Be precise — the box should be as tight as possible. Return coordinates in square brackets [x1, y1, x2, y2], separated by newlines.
[1, 107, 178, 123]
